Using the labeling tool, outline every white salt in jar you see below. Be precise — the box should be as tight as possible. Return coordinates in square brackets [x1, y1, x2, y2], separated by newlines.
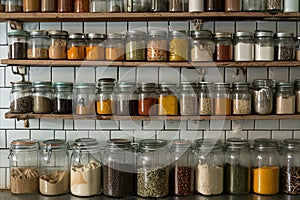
[254, 30, 274, 61]
[233, 32, 254, 61]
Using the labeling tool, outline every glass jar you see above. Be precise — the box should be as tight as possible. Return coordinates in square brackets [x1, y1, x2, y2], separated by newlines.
[169, 0, 188, 11]
[96, 79, 115, 115]
[113, 82, 138, 116]
[190, 30, 215, 62]
[170, 140, 194, 196]
[169, 30, 189, 61]
[280, 139, 300, 194]
[48, 30, 68, 60]
[284, 0, 299, 12]
[32, 81, 53, 114]
[204, 0, 224, 11]
[67, 33, 86, 60]
[189, 0, 204, 12]
[151, 0, 168, 11]
[108, 0, 124, 12]
[214, 82, 232, 116]
[225, 0, 241, 11]
[105, 33, 125, 61]
[70, 138, 102, 197]
[8, 139, 39, 195]
[129, 0, 152, 12]
[296, 37, 300, 61]
[10, 81, 32, 113]
[233, 32, 254, 61]
[58, 0, 73, 12]
[0, 0, 3, 11]
[85, 33, 106, 61]
[195, 139, 224, 195]
[27, 30, 50, 59]
[275, 82, 295, 114]
[138, 82, 158, 116]
[137, 139, 170, 198]
[147, 30, 168, 61]
[225, 138, 251, 195]
[274, 32, 295, 61]
[252, 79, 274, 115]
[214, 32, 233, 61]
[74, 0, 89, 12]
[232, 82, 251, 115]
[6, 0, 23, 12]
[53, 82, 73, 114]
[158, 83, 178, 116]
[74, 83, 96, 115]
[179, 82, 198, 116]
[103, 139, 135, 197]
[41, 0, 57, 12]
[243, 0, 265, 11]
[295, 79, 300, 113]
[126, 30, 146, 61]
[90, 0, 107, 12]
[198, 82, 213, 115]
[8, 30, 29, 59]
[23, 0, 40, 12]
[266, 0, 282, 12]
[252, 138, 280, 195]
[254, 30, 274, 61]
[39, 139, 69, 196]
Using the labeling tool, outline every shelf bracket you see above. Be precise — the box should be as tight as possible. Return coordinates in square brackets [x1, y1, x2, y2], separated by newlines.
[192, 19, 203, 31]
[9, 20, 23, 30]
[11, 66, 27, 82]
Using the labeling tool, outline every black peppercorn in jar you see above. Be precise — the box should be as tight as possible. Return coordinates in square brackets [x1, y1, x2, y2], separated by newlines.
[8, 30, 29, 59]
[32, 81, 53, 114]
[53, 82, 73, 114]
[274, 32, 295, 61]
[10, 81, 32, 113]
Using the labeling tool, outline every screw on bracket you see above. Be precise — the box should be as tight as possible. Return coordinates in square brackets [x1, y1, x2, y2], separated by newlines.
[12, 66, 27, 82]
[9, 20, 23, 30]
[192, 19, 203, 31]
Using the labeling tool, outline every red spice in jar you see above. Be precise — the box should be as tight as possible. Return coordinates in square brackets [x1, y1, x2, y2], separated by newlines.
[74, 0, 89, 12]
[138, 97, 158, 116]
[214, 45, 233, 61]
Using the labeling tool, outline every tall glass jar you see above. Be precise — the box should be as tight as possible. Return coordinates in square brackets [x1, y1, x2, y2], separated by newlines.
[41, 0, 57, 12]
[170, 140, 194, 196]
[10, 81, 32, 113]
[8, 139, 39, 195]
[169, 0, 188, 11]
[295, 79, 300, 113]
[232, 82, 251, 115]
[90, 0, 107, 12]
[214, 82, 231, 115]
[280, 139, 300, 194]
[108, 0, 124, 12]
[243, 0, 265, 11]
[105, 33, 125, 61]
[53, 82, 73, 114]
[126, 30, 146, 61]
[225, 0, 241, 11]
[214, 32, 233, 61]
[233, 32, 254, 61]
[204, 0, 224, 11]
[189, 0, 204, 12]
[8, 30, 29, 59]
[198, 82, 213, 115]
[254, 30, 274, 61]
[70, 138, 102, 197]
[252, 138, 280, 195]
[74, 0, 89, 12]
[266, 0, 282, 12]
[32, 81, 53, 114]
[23, 0, 40, 12]
[6, 0, 23, 12]
[284, 0, 299, 12]
[48, 30, 68, 60]
[137, 139, 170, 198]
[252, 79, 274, 115]
[195, 139, 224, 195]
[138, 82, 158, 116]
[158, 83, 178, 116]
[225, 138, 251, 195]
[58, 0, 73, 12]
[73, 83, 96, 115]
[96, 79, 115, 115]
[85, 33, 106, 61]
[147, 30, 168, 61]
[67, 33, 86, 60]
[27, 30, 49, 59]
[151, 0, 168, 11]
[179, 82, 198, 116]
[169, 30, 189, 61]
[275, 82, 295, 114]
[39, 139, 69, 196]
[190, 30, 214, 62]
[274, 32, 295, 61]
[103, 139, 135, 197]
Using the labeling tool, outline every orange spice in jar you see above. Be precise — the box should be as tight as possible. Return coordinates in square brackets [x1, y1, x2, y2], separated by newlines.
[105, 33, 125, 61]
[74, 0, 89, 12]
[213, 83, 232, 115]
[67, 33, 86, 60]
[85, 33, 106, 61]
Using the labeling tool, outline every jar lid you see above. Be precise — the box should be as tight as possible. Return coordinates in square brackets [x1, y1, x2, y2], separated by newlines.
[41, 139, 68, 150]
[276, 82, 293, 87]
[171, 30, 188, 36]
[48, 30, 68, 36]
[234, 32, 253, 37]
[8, 30, 29, 37]
[73, 138, 100, 150]
[74, 83, 95, 89]
[194, 139, 223, 150]
[275, 32, 294, 38]
[29, 30, 48, 36]
[140, 82, 156, 88]
[198, 82, 213, 87]
[232, 82, 250, 88]
[282, 139, 300, 150]
[180, 82, 197, 88]
[53, 82, 73, 88]
[254, 138, 278, 149]
[11, 81, 32, 87]
[252, 79, 275, 88]
[126, 30, 146, 36]
[191, 30, 212, 39]
[213, 82, 231, 88]
[10, 139, 39, 149]
[159, 82, 177, 89]
[255, 30, 274, 37]
[97, 78, 115, 84]
[69, 33, 85, 39]
[107, 138, 132, 149]
[148, 30, 167, 36]
[226, 138, 250, 149]
[32, 81, 52, 88]
[117, 82, 136, 88]
[86, 33, 106, 40]
[139, 139, 168, 152]
[295, 79, 300, 86]
[214, 32, 232, 38]
[171, 139, 192, 149]
[107, 33, 124, 39]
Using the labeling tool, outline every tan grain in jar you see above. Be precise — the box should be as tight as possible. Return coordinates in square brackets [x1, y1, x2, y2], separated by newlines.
[147, 30, 168, 61]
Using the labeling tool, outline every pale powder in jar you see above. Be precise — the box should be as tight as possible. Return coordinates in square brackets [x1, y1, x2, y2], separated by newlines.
[49, 39, 67, 59]
[276, 96, 295, 114]
[39, 170, 70, 195]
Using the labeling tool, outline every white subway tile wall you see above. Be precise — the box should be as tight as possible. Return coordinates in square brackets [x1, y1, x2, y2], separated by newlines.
[0, 19, 299, 189]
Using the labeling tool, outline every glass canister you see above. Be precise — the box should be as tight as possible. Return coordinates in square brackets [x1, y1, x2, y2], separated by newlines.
[8, 30, 29, 59]
[126, 30, 146, 61]
[169, 0, 188, 11]
[190, 30, 215, 62]
[67, 33, 86, 60]
[6, 0, 23, 12]
[57, 0, 73, 12]
[284, 0, 299, 12]
[32, 81, 53, 114]
[189, 0, 204, 12]
[10, 81, 32, 113]
[114, 82, 138, 116]
[39, 139, 69, 196]
[96, 79, 115, 115]
[243, 0, 265, 11]
[129, 0, 152, 12]
[138, 82, 158, 116]
[225, 138, 251, 195]
[23, 0, 40, 12]
[252, 138, 280, 195]
[252, 79, 274, 115]
[225, 0, 241, 11]
[204, 0, 224, 11]
[103, 139, 135, 197]
[275, 82, 295, 114]
[179, 82, 198, 116]
[214, 32, 233, 61]
[295, 79, 300, 113]
[90, 0, 107, 12]
[232, 82, 251, 115]
[53, 82, 73, 114]
[151, 0, 168, 11]
[274, 32, 295, 61]
[233, 32, 254, 61]
[73, 83, 96, 115]
[254, 30, 274, 61]
[195, 139, 224, 195]
[169, 30, 189, 61]
[27, 30, 50, 59]
[48, 30, 68, 60]
[41, 0, 57, 12]
[158, 83, 178, 116]
[213, 82, 232, 116]
[70, 138, 102, 197]
[280, 139, 300, 194]
[108, 0, 124, 12]
[198, 82, 213, 115]
[74, 0, 89, 12]
[170, 140, 194, 196]
[8, 139, 39, 195]
[137, 139, 170, 198]
[85, 33, 106, 61]
[266, 0, 282, 12]
[105, 33, 125, 61]
[147, 30, 168, 61]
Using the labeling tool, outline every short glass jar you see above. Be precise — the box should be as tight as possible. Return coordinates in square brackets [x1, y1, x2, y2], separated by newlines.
[8, 139, 39, 195]
[284, 0, 299, 12]
[150, 0, 168, 11]
[6, 0, 23, 12]
[233, 32, 254, 61]
[96, 79, 115, 115]
[90, 0, 107, 12]
[138, 82, 158, 116]
[23, 0, 40, 12]
[39, 139, 70, 196]
[295, 79, 300, 113]
[274, 32, 295, 61]
[158, 83, 178, 116]
[169, 30, 189, 61]
[74, 0, 89, 12]
[32, 81, 53, 114]
[204, 0, 224, 11]
[266, 0, 282, 12]
[8, 30, 29, 59]
[10, 81, 32, 113]
[105, 33, 125, 61]
[252, 79, 274, 115]
[129, 0, 152, 12]
[275, 82, 295, 114]
[242, 0, 265, 11]
[255, 30, 274, 61]
[198, 82, 213, 115]
[232, 82, 251, 115]
[126, 30, 146, 61]
[73, 83, 96, 115]
[179, 82, 198, 116]
[225, 0, 242, 11]
[48, 30, 68, 60]
[214, 32, 233, 61]
[147, 30, 168, 61]
[85, 33, 106, 61]
[41, 0, 57, 12]
[213, 82, 231, 115]
[57, 0, 73, 12]
[190, 30, 214, 62]
[53, 82, 73, 114]
[189, 0, 204, 12]
[27, 30, 50, 59]
[169, 0, 188, 11]
[67, 33, 86, 60]
[108, 0, 124, 12]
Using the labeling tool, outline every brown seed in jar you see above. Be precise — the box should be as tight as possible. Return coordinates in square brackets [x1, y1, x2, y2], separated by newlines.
[147, 40, 168, 61]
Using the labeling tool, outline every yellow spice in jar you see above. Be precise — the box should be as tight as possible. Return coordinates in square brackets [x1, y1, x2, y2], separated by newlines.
[158, 95, 178, 115]
[169, 38, 188, 61]
[96, 99, 112, 115]
[85, 45, 105, 60]
[252, 166, 279, 195]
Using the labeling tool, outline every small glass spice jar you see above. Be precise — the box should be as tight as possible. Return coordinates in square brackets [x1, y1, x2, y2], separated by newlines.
[108, 0, 124, 12]
[8, 30, 29, 59]
[252, 79, 274, 115]
[138, 82, 158, 116]
[90, 0, 107, 12]
[204, 0, 224, 11]
[198, 82, 213, 115]
[169, 0, 188, 11]
[147, 30, 168, 61]
[189, 0, 204, 12]
[158, 83, 178, 116]
[48, 30, 68, 60]
[8, 139, 40, 195]
[5, 0, 23, 12]
[232, 82, 251, 115]
[190, 30, 215, 62]
[266, 0, 282, 12]
[179, 82, 198, 116]
[126, 30, 146, 61]
[225, 0, 242, 11]
[96, 78, 115, 115]
[58, 0, 73, 12]
[73, 83, 96, 115]
[23, 0, 40, 12]
[169, 30, 189, 61]
[67, 33, 86, 60]
[151, 0, 168, 11]
[32, 81, 53, 114]
[254, 30, 274, 61]
[0, 0, 4, 11]
[233, 32, 254, 61]
[39, 139, 70, 196]
[275, 82, 295, 114]
[243, 0, 265, 11]
[129, 0, 152, 12]
[214, 32, 233, 61]
[27, 30, 50, 59]
[274, 32, 295, 61]
[70, 138, 102, 197]
[225, 138, 251, 195]
[252, 138, 280, 195]
[41, 0, 57, 12]
[10, 81, 32, 113]
[296, 37, 300, 61]
[105, 33, 125, 61]
[284, 0, 299, 12]
[85, 33, 106, 61]
[53, 82, 73, 114]
[74, 0, 89, 12]
[214, 82, 232, 116]
[295, 79, 300, 113]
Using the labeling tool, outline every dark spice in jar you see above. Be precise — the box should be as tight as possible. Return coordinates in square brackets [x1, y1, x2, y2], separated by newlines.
[33, 96, 53, 114]
[58, 0, 73, 12]
[275, 46, 294, 61]
[171, 166, 194, 196]
[6, 3, 23, 12]
[225, 163, 251, 194]
[10, 96, 33, 113]
[280, 166, 300, 194]
[41, 0, 57, 12]
[53, 98, 72, 114]
[116, 99, 138, 116]
[214, 45, 233, 61]
[23, 0, 41, 12]
[74, 0, 89, 12]
[138, 97, 157, 116]
[205, 0, 224, 11]
[9, 42, 27, 59]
